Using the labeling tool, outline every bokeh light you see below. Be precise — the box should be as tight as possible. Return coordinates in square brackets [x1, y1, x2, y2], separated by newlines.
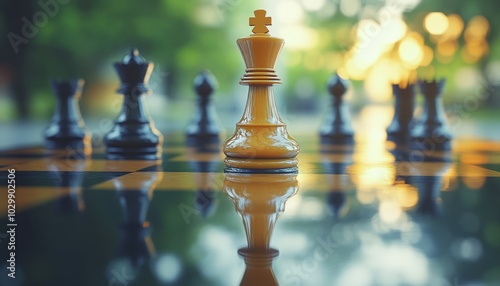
[424, 12, 449, 35]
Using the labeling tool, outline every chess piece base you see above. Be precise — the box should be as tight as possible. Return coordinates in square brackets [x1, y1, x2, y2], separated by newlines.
[45, 134, 91, 150]
[224, 157, 298, 173]
[106, 146, 162, 160]
[411, 137, 452, 151]
[185, 134, 220, 146]
[320, 134, 354, 145]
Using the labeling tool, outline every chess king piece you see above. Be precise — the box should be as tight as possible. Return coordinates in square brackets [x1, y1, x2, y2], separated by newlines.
[112, 166, 163, 267]
[223, 173, 299, 286]
[44, 79, 91, 152]
[386, 82, 415, 145]
[185, 70, 223, 146]
[105, 49, 163, 160]
[411, 79, 452, 150]
[319, 73, 354, 145]
[223, 10, 300, 173]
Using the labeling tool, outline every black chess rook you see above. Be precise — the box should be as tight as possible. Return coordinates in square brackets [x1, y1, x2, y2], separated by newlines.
[411, 79, 452, 151]
[386, 82, 416, 144]
[44, 79, 91, 151]
[319, 73, 354, 145]
[104, 49, 163, 160]
[185, 69, 222, 146]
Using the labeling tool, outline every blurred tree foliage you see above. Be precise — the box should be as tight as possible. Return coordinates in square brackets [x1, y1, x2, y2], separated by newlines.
[1, 0, 498, 119]
[0, 0, 252, 118]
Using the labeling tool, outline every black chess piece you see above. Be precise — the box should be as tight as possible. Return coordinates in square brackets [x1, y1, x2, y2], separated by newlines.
[105, 49, 163, 160]
[386, 83, 415, 145]
[44, 79, 91, 151]
[118, 191, 154, 267]
[411, 79, 452, 150]
[187, 143, 221, 218]
[320, 73, 354, 145]
[408, 155, 451, 216]
[185, 70, 222, 146]
[321, 145, 353, 218]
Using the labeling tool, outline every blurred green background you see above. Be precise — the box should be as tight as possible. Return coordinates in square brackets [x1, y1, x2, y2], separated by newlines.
[0, 0, 499, 126]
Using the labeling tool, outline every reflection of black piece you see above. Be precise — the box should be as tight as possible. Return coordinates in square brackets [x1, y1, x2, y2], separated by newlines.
[411, 79, 452, 150]
[393, 147, 451, 216]
[327, 192, 346, 218]
[185, 70, 222, 146]
[105, 49, 163, 160]
[409, 176, 442, 216]
[117, 191, 154, 267]
[320, 73, 354, 145]
[321, 146, 353, 219]
[45, 79, 91, 150]
[188, 143, 220, 218]
[194, 190, 217, 218]
[47, 158, 86, 214]
[386, 83, 415, 145]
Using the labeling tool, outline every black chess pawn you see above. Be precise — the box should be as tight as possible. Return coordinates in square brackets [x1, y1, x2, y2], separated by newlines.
[386, 82, 415, 145]
[44, 79, 91, 151]
[320, 73, 354, 145]
[185, 70, 223, 146]
[105, 49, 163, 160]
[411, 79, 452, 150]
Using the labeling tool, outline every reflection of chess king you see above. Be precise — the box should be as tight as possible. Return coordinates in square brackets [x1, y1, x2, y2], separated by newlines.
[223, 173, 299, 285]
[224, 10, 300, 172]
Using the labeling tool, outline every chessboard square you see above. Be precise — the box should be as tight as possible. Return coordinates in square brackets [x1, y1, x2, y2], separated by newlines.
[0, 158, 34, 168]
[458, 164, 500, 177]
[89, 159, 161, 172]
[0, 158, 160, 173]
[0, 186, 74, 217]
[91, 172, 224, 191]
[169, 153, 225, 162]
[0, 146, 49, 158]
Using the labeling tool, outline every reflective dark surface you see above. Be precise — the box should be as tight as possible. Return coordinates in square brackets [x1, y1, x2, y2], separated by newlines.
[1, 134, 500, 286]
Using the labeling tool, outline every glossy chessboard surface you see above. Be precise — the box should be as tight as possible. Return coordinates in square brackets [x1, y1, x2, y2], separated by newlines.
[1, 133, 500, 286]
